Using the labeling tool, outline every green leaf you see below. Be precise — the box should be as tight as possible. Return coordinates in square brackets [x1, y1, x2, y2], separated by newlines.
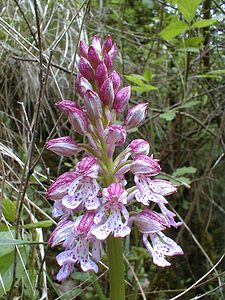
[178, 0, 202, 23]
[206, 69, 225, 75]
[194, 74, 221, 78]
[143, 70, 153, 81]
[124, 74, 144, 85]
[1, 239, 46, 246]
[177, 47, 200, 53]
[160, 110, 176, 121]
[154, 55, 166, 65]
[0, 245, 29, 297]
[22, 220, 54, 229]
[184, 36, 204, 47]
[132, 84, 157, 93]
[179, 100, 201, 109]
[142, 0, 154, 8]
[191, 19, 217, 29]
[2, 199, 16, 222]
[173, 166, 197, 177]
[0, 231, 15, 257]
[160, 17, 189, 40]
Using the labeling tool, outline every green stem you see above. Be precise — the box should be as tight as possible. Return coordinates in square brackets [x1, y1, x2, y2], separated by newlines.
[107, 236, 125, 300]
[91, 272, 106, 300]
[100, 136, 125, 299]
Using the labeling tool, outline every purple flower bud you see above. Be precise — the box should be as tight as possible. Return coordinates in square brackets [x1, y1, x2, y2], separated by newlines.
[79, 41, 89, 59]
[56, 100, 88, 134]
[76, 73, 92, 98]
[134, 209, 169, 233]
[79, 57, 95, 81]
[99, 78, 114, 105]
[91, 35, 102, 53]
[113, 86, 131, 113]
[46, 136, 79, 157]
[95, 62, 108, 87]
[102, 35, 113, 53]
[108, 43, 117, 60]
[46, 171, 77, 201]
[124, 103, 148, 129]
[88, 45, 101, 69]
[128, 139, 150, 158]
[103, 124, 126, 146]
[55, 100, 81, 112]
[69, 109, 88, 134]
[84, 90, 102, 118]
[110, 70, 121, 94]
[130, 154, 161, 175]
[103, 52, 113, 70]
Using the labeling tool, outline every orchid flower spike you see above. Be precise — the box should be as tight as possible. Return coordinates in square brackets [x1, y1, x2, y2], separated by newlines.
[47, 34, 183, 282]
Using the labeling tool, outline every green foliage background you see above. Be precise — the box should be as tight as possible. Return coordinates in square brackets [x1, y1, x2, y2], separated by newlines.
[0, 0, 224, 299]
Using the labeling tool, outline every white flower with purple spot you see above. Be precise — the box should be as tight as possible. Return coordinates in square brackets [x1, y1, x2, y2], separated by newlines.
[91, 183, 131, 240]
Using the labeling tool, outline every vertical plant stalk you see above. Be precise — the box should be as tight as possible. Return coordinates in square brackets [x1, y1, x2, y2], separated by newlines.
[107, 236, 125, 300]
[101, 139, 125, 299]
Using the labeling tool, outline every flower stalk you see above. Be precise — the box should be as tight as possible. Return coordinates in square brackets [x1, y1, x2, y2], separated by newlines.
[107, 236, 125, 300]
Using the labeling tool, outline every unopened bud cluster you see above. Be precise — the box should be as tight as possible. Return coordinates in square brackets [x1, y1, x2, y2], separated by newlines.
[46, 35, 183, 281]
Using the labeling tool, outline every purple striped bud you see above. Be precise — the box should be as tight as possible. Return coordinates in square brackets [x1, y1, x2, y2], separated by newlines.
[128, 139, 150, 158]
[113, 86, 131, 113]
[102, 35, 113, 53]
[134, 209, 168, 234]
[110, 71, 121, 94]
[76, 73, 92, 98]
[84, 90, 102, 118]
[79, 57, 95, 81]
[95, 62, 108, 87]
[103, 124, 126, 146]
[130, 154, 161, 175]
[55, 100, 81, 112]
[91, 35, 102, 53]
[46, 136, 79, 157]
[108, 43, 117, 60]
[103, 52, 113, 70]
[124, 103, 148, 129]
[88, 46, 101, 69]
[56, 100, 88, 134]
[79, 41, 89, 59]
[99, 78, 114, 105]
[46, 171, 77, 201]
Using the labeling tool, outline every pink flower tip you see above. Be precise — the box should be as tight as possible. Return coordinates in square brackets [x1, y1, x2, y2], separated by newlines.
[113, 86, 131, 113]
[46, 136, 79, 157]
[124, 103, 148, 129]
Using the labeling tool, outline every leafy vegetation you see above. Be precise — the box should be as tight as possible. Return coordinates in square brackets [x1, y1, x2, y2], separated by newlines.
[0, 0, 224, 299]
